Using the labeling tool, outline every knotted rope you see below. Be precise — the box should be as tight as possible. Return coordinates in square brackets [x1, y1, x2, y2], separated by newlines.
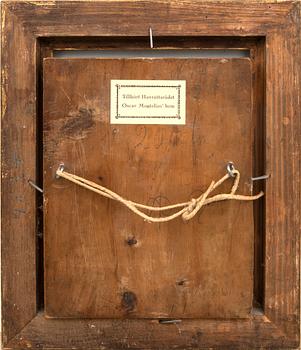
[56, 164, 264, 223]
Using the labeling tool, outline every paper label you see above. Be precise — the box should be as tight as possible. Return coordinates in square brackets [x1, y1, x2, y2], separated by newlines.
[110, 80, 186, 125]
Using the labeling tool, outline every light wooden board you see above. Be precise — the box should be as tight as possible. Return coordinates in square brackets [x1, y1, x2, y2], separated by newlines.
[43, 58, 254, 319]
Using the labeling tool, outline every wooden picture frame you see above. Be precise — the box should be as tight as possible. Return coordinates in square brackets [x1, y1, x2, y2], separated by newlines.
[1, 1, 300, 348]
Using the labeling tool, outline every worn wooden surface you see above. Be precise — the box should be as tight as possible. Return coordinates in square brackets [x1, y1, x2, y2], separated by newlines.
[5, 311, 296, 350]
[44, 58, 254, 319]
[1, 1, 37, 346]
[4, 1, 295, 36]
[39, 35, 267, 308]
[264, 11, 300, 337]
[1, 0, 300, 348]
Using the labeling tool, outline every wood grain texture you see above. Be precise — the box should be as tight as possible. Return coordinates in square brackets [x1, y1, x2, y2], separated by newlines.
[1, 2, 37, 345]
[43, 58, 254, 319]
[4, 312, 296, 350]
[1, 0, 300, 348]
[39, 36, 267, 310]
[5, 1, 295, 36]
[264, 6, 300, 340]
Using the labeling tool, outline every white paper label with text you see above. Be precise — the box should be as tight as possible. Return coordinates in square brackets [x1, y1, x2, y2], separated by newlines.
[110, 80, 186, 125]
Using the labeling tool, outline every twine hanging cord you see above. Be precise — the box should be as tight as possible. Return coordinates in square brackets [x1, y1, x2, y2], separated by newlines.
[56, 164, 264, 223]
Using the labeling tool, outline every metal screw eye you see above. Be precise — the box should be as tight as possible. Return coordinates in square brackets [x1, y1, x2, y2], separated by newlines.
[226, 161, 236, 177]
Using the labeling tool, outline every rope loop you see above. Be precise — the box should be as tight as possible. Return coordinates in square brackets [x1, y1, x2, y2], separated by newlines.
[55, 163, 264, 223]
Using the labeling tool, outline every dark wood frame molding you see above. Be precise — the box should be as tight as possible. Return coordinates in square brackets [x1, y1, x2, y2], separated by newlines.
[1, 1, 300, 349]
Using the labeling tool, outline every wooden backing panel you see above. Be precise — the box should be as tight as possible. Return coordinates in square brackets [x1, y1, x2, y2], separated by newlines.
[5, 312, 298, 350]
[1, 3, 37, 344]
[39, 36, 266, 310]
[43, 58, 254, 319]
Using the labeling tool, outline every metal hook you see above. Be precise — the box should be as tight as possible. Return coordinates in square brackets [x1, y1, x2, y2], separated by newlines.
[28, 180, 43, 193]
[251, 174, 270, 181]
[159, 319, 182, 324]
[226, 161, 236, 177]
[55, 163, 65, 178]
[149, 27, 154, 49]
[226, 161, 270, 181]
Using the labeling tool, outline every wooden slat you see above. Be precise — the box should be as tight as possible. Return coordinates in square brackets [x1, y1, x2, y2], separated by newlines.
[7, 1, 295, 36]
[264, 10, 300, 339]
[1, 3, 37, 344]
[5, 312, 297, 350]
